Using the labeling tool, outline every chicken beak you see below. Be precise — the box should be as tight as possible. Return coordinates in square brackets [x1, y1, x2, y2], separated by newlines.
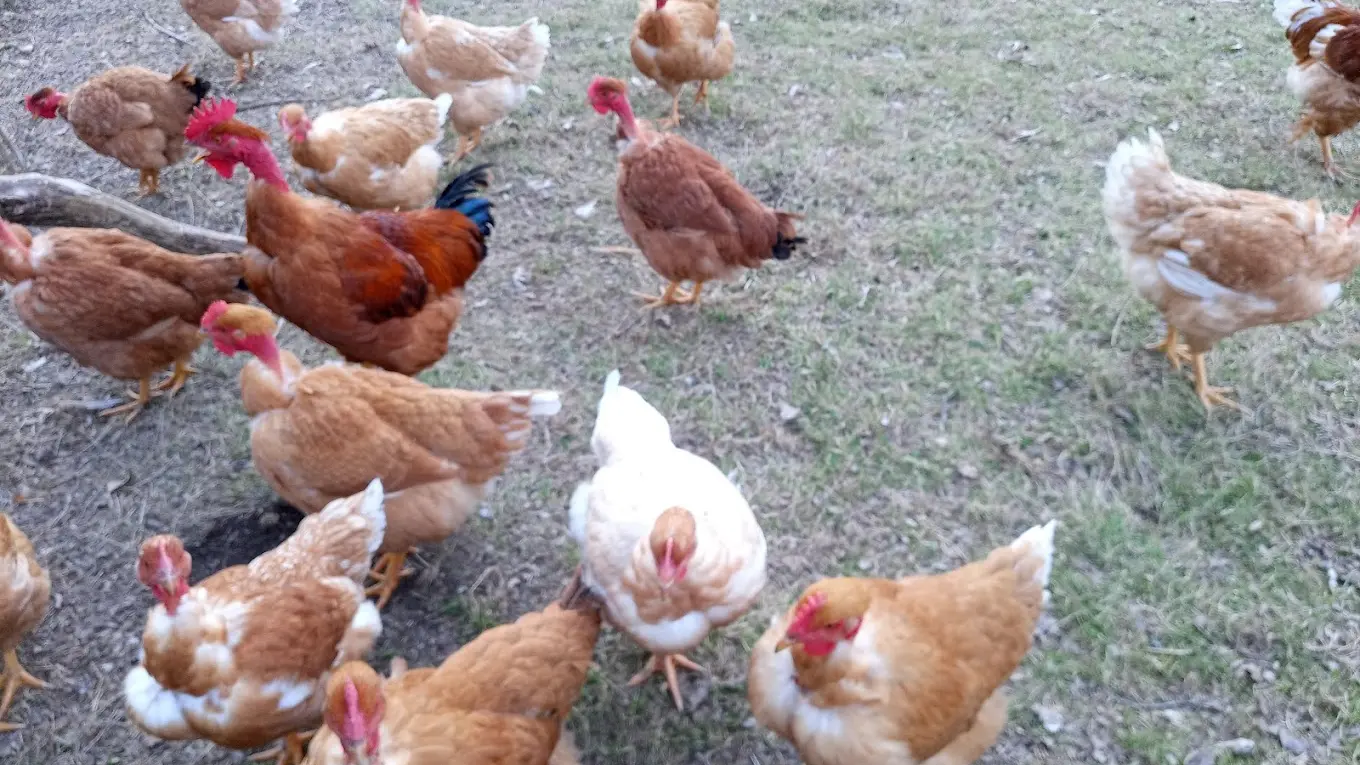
[775, 636, 795, 653]
[192, 153, 207, 165]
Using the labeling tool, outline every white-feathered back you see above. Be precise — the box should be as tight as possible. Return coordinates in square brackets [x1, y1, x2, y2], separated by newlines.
[589, 370, 674, 465]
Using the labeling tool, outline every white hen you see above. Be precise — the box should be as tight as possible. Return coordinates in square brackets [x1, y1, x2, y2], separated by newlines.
[569, 370, 766, 711]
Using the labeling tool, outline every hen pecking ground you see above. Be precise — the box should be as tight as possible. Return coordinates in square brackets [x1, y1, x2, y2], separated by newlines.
[1, 0, 1358, 763]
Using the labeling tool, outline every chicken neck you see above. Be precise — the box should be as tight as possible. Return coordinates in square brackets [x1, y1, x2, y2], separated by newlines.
[240, 333, 286, 381]
[0, 222, 35, 282]
[240, 141, 291, 192]
[613, 97, 641, 141]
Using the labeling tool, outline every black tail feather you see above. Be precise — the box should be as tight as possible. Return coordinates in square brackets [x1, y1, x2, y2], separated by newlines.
[772, 232, 806, 261]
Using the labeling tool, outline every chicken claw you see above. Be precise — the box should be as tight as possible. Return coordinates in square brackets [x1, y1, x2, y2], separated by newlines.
[100, 378, 155, 423]
[694, 81, 710, 108]
[0, 649, 46, 730]
[1191, 353, 1241, 412]
[1145, 326, 1192, 371]
[137, 169, 161, 197]
[633, 282, 694, 308]
[453, 128, 483, 162]
[366, 551, 415, 609]
[154, 359, 197, 398]
[249, 729, 314, 765]
[627, 653, 706, 711]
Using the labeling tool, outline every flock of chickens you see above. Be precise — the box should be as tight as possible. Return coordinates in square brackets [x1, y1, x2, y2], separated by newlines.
[6, 0, 1360, 762]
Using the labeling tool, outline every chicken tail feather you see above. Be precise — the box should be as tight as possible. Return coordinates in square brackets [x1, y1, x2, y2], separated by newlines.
[170, 63, 212, 106]
[435, 163, 496, 240]
[772, 211, 806, 261]
[1009, 520, 1057, 603]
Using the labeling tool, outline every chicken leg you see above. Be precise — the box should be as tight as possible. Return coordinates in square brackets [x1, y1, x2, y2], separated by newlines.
[633, 281, 693, 308]
[659, 93, 682, 130]
[1191, 352, 1239, 411]
[154, 358, 196, 398]
[100, 377, 155, 423]
[365, 551, 414, 609]
[454, 127, 483, 161]
[233, 57, 249, 85]
[0, 649, 46, 732]
[249, 729, 314, 765]
[1146, 325, 1192, 371]
[138, 168, 161, 197]
[627, 653, 705, 711]
[694, 81, 711, 109]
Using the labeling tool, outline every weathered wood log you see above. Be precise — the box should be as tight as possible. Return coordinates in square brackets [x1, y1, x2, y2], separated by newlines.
[0, 173, 246, 254]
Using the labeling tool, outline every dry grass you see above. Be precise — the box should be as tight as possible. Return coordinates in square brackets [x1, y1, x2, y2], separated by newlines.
[1, 0, 1359, 763]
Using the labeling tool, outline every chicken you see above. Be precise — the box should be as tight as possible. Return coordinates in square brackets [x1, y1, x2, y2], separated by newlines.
[1103, 129, 1360, 410]
[1275, 0, 1360, 177]
[24, 65, 211, 195]
[124, 480, 387, 765]
[630, 0, 735, 127]
[200, 302, 561, 608]
[397, 0, 550, 160]
[0, 219, 246, 422]
[569, 370, 766, 711]
[180, 0, 298, 84]
[278, 94, 454, 211]
[0, 514, 50, 733]
[588, 77, 804, 308]
[747, 522, 1056, 765]
[185, 98, 494, 375]
[302, 577, 600, 765]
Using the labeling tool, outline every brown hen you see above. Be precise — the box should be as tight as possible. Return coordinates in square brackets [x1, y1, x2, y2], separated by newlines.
[0, 514, 50, 732]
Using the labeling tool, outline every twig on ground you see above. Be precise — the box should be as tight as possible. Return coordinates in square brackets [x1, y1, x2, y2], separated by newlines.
[141, 11, 192, 45]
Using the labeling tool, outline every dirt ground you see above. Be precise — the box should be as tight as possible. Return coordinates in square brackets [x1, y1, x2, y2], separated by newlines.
[1, 0, 1358, 763]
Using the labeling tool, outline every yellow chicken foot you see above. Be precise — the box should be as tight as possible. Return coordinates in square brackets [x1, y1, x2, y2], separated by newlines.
[593, 246, 643, 256]
[249, 729, 315, 765]
[681, 281, 704, 307]
[627, 653, 706, 711]
[100, 378, 155, 423]
[232, 58, 248, 85]
[0, 650, 46, 729]
[154, 359, 197, 398]
[365, 551, 414, 609]
[1191, 352, 1239, 412]
[1145, 325, 1192, 371]
[633, 282, 692, 308]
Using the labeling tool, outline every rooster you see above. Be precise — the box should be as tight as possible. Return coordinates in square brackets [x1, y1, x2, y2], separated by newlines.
[185, 97, 493, 375]
[1275, 0, 1360, 177]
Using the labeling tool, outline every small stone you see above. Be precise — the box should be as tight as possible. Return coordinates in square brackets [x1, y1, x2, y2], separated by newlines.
[742, 716, 757, 729]
[1278, 731, 1308, 754]
[18, 43, 33, 53]
[788, 84, 801, 98]
[956, 462, 980, 480]
[526, 178, 554, 192]
[1222, 739, 1255, 755]
[259, 510, 281, 529]
[366, 88, 387, 101]
[478, 505, 494, 520]
[857, 558, 872, 571]
[778, 402, 801, 422]
[1248, 519, 1263, 532]
[22, 357, 47, 373]
[573, 200, 597, 219]
[1032, 704, 1064, 733]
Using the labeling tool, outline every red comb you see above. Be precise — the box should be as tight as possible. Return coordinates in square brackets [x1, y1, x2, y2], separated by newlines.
[200, 300, 231, 331]
[185, 98, 237, 143]
[789, 590, 828, 632]
[341, 679, 367, 743]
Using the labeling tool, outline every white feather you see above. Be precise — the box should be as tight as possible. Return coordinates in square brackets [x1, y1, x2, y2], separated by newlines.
[1274, 0, 1323, 29]
[123, 667, 190, 736]
[222, 17, 279, 44]
[396, 38, 416, 56]
[1321, 281, 1344, 306]
[1010, 520, 1057, 592]
[432, 92, 453, 127]
[525, 18, 550, 48]
[568, 482, 591, 544]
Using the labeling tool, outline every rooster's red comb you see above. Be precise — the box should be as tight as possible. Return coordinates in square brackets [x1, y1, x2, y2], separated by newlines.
[185, 97, 238, 143]
[199, 300, 232, 331]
